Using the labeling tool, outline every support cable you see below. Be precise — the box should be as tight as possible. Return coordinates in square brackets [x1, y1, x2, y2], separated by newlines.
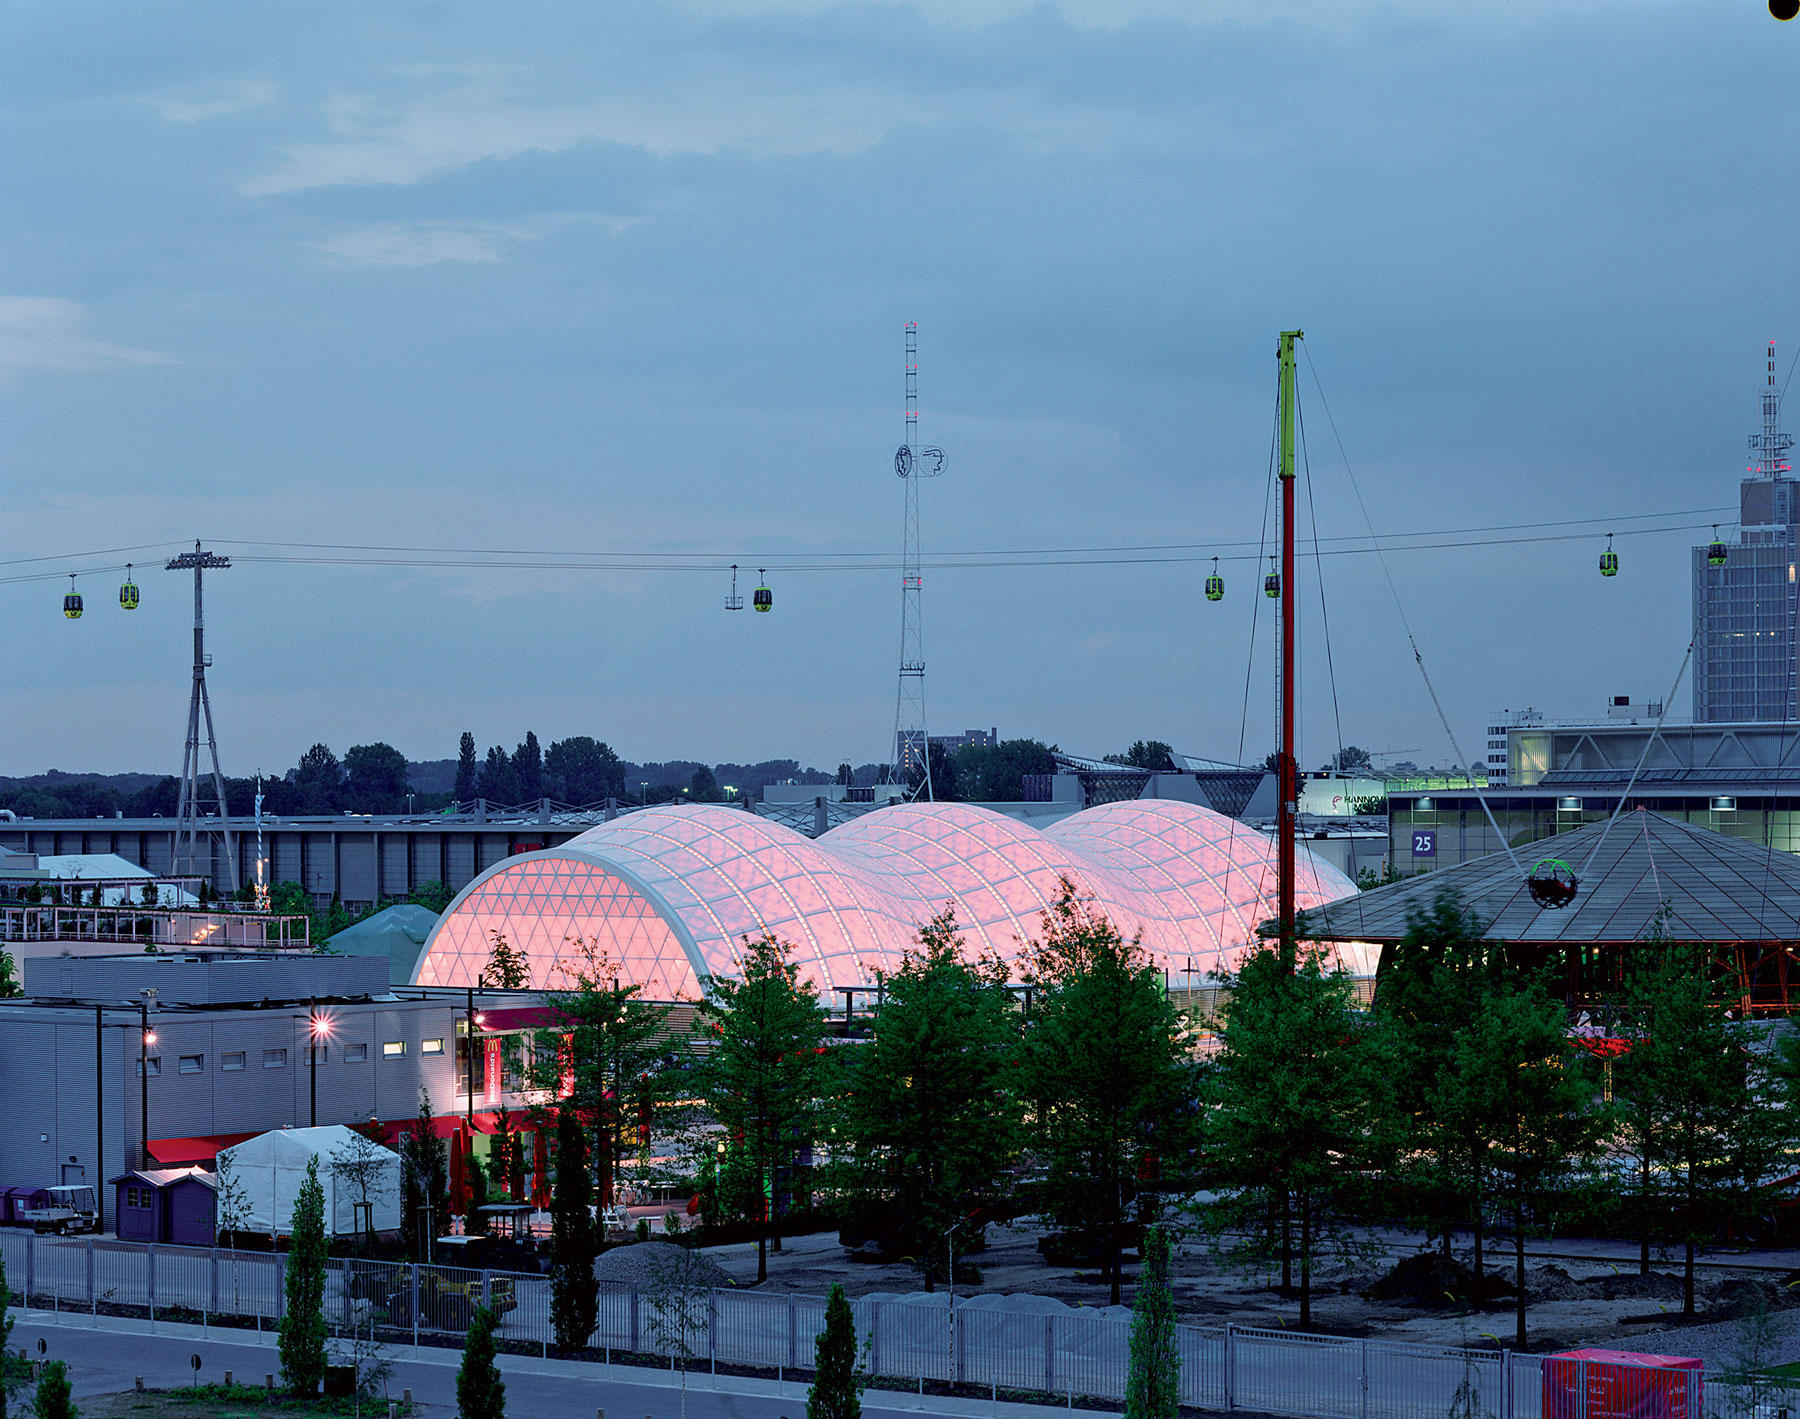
[1574, 640, 1694, 880]
[1300, 343, 1528, 881]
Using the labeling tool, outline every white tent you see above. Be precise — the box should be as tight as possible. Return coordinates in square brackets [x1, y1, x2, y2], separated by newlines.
[215, 1126, 402, 1237]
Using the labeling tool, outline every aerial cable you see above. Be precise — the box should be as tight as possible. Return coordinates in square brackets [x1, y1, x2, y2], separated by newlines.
[0, 516, 1749, 588]
[1300, 342, 1528, 882]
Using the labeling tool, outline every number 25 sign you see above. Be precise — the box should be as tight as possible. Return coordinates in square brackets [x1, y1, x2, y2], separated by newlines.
[1411, 829, 1436, 858]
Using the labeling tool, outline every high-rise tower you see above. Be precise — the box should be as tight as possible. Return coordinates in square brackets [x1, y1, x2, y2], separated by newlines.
[167, 541, 238, 889]
[1693, 343, 1799, 722]
[892, 324, 946, 793]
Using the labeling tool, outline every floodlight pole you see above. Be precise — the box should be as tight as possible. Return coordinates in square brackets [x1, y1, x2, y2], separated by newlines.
[1276, 330, 1303, 966]
[309, 998, 318, 1127]
[139, 988, 157, 1169]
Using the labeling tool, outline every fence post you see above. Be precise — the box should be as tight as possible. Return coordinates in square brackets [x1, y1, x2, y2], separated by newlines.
[787, 1294, 797, 1373]
[1502, 1351, 1514, 1419]
[708, 1290, 717, 1375]
[629, 1285, 639, 1356]
[1224, 1323, 1235, 1412]
[1360, 1338, 1369, 1419]
[954, 1302, 963, 1387]
[1579, 1357, 1588, 1419]
[147, 1242, 156, 1325]
[410, 1266, 419, 1349]
[210, 1247, 219, 1322]
[24, 1232, 33, 1304]
[86, 1237, 95, 1315]
[1044, 1313, 1055, 1398]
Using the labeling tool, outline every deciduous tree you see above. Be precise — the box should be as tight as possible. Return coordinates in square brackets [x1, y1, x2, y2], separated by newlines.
[835, 907, 1017, 1290]
[694, 931, 827, 1283]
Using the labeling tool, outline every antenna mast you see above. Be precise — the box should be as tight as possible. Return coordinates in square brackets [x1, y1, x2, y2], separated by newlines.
[892, 323, 946, 796]
[1750, 340, 1794, 477]
[166, 540, 238, 892]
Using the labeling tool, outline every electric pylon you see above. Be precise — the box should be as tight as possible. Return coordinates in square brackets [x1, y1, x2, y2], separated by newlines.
[166, 541, 238, 891]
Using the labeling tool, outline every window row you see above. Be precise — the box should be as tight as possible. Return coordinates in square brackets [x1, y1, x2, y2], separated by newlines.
[136, 1038, 443, 1074]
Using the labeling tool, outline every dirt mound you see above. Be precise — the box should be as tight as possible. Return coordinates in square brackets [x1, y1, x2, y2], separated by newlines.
[1592, 1271, 1686, 1303]
[1527, 1266, 1585, 1303]
[1715, 1276, 1800, 1314]
[594, 1241, 734, 1289]
[1363, 1253, 1514, 1308]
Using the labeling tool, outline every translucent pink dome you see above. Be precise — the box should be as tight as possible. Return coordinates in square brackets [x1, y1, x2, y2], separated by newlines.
[413, 800, 1362, 998]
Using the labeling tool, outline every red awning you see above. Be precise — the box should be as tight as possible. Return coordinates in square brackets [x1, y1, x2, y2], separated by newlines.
[147, 1132, 259, 1166]
[477, 1006, 558, 1031]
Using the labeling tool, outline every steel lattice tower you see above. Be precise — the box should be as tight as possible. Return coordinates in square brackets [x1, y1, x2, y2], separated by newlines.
[892, 324, 946, 795]
[167, 541, 238, 890]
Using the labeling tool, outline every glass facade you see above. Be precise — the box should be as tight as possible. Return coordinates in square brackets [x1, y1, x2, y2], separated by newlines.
[1692, 526, 1798, 723]
[1390, 795, 1800, 877]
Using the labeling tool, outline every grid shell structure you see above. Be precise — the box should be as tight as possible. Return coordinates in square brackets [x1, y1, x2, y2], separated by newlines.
[413, 800, 1364, 999]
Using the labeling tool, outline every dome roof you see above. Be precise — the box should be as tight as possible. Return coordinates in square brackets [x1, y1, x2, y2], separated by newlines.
[413, 799, 1363, 998]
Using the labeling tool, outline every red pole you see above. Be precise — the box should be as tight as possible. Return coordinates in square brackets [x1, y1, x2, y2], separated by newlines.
[1277, 330, 1303, 964]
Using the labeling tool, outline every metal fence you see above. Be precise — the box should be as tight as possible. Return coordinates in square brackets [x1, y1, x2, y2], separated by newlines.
[0, 1231, 1782, 1417]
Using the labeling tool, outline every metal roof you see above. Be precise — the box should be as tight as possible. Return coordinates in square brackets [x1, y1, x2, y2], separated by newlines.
[1303, 809, 1800, 945]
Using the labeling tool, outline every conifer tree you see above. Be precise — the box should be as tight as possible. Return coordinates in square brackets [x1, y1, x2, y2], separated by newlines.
[806, 1284, 863, 1419]
[550, 1106, 598, 1351]
[0, 1250, 21, 1419]
[695, 931, 828, 1282]
[28, 1362, 74, 1419]
[279, 1156, 329, 1396]
[1017, 878, 1194, 1304]
[456, 1304, 506, 1419]
[1206, 942, 1390, 1325]
[1125, 1225, 1179, 1419]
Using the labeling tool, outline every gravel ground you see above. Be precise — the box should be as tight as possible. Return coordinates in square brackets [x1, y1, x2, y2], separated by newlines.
[596, 1239, 734, 1289]
[678, 1221, 1800, 1357]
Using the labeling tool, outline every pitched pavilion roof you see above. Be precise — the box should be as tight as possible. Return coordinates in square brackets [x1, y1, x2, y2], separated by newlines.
[1304, 810, 1800, 945]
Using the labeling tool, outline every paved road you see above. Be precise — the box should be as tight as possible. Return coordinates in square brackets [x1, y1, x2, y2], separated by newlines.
[10, 1311, 1113, 1419]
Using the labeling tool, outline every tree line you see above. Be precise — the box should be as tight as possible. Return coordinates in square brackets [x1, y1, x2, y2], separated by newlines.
[508, 886, 1800, 1353]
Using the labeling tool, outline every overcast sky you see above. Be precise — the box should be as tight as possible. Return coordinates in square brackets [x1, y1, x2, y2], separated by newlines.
[1, 1, 1793, 780]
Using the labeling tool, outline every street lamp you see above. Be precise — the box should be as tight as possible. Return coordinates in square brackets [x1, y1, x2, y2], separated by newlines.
[139, 988, 158, 1169]
[307, 1000, 332, 1127]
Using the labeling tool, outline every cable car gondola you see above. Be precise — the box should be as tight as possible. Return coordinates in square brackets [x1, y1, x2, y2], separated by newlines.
[1526, 857, 1579, 909]
[753, 569, 772, 613]
[1204, 556, 1225, 603]
[724, 564, 743, 611]
[119, 563, 139, 610]
[63, 573, 82, 620]
[1708, 527, 1728, 567]
[1599, 533, 1619, 578]
[1263, 556, 1280, 599]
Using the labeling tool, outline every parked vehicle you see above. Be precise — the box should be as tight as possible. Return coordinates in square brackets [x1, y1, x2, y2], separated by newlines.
[4, 1184, 97, 1235]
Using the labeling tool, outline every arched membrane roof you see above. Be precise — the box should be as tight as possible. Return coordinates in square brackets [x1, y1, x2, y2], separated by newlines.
[414, 800, 1364, 998]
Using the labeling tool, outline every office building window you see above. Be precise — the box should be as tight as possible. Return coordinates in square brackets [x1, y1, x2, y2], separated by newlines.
[343, 1043, 368, 1062]
[221, 1052, 245, 1072]
[178, 1055, 203, 1074]
[421, 1038, 444, 1055]
[303, 1046, 328, 1065]
[136, 1057, 161, 1077]
[263, 1048, 287, 1069]
[382, 1041, 406, 1058]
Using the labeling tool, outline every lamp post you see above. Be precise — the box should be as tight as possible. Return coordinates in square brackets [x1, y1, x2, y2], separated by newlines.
[138, 988, 158, 1169]
[307, 1000, 332, 1127]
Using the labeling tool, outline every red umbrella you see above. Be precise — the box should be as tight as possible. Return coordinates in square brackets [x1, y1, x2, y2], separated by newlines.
[532, 1130, 550, 1208]
[449, 1128, 466, 1214]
